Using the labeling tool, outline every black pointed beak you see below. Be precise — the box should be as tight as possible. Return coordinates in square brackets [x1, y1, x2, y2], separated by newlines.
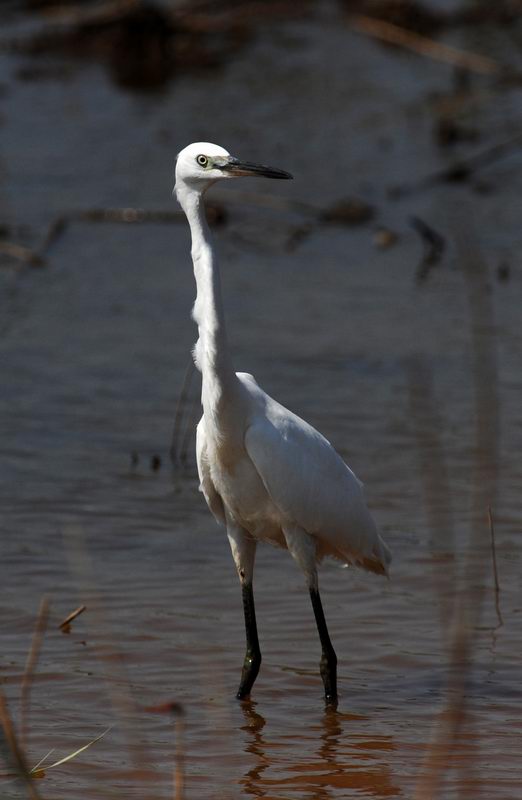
[219, 157, 293, 180]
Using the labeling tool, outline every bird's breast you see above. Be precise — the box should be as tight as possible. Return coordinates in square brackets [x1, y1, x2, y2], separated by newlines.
[207, 437, 282, 540]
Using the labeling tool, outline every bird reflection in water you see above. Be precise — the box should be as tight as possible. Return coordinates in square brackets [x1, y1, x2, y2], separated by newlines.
[239, 702, 399, 798]
[240, 701, 270, 797]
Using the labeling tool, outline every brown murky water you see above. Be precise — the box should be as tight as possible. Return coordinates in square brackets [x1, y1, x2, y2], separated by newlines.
[1, 3, 521, 798]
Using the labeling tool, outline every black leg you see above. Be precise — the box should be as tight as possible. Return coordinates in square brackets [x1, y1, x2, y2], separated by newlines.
[237, 582, 262, 700]
[309, 587, 338, 706]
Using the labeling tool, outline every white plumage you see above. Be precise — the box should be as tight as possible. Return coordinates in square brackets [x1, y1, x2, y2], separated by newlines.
[175, 142, 391, 705]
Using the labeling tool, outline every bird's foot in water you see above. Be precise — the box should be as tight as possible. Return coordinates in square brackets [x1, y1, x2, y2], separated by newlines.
[324, 690, 338, 709]
[236, 649, 261, 700]
[320, 651, 338, 708]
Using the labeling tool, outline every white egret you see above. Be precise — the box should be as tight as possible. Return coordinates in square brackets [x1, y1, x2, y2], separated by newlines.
[174, 142, 391, 705]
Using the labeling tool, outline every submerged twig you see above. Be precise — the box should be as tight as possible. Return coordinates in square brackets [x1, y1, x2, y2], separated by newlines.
[21, 598, 50, 753]
[3, 209, 188, 270]
[391, 132, 522, 198]
[0, 240, 45, 268]
[349, 14, 501, 75]
[410, 216, 446, 282]
[488, 507, 503, 628]
[38, 217, 68, 259]
[41, 206, 223, 258]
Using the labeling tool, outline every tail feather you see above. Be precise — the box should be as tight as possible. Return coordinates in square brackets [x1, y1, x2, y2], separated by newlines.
[355, 535, 392, 577]
[358, 555, 388, 576]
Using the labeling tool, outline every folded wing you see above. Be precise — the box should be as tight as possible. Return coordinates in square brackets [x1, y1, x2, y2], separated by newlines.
[244, 397, 390, 574]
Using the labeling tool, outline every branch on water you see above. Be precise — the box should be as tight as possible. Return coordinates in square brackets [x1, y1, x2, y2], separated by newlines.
[349, 13, 502, 76]
[58, 604, 87, 634]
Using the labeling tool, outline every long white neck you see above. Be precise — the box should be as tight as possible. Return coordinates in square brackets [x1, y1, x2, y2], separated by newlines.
[176, 182, 237, 404]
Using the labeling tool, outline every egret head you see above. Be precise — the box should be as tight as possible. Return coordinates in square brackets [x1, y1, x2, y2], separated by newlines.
[175, 142, 292, 198]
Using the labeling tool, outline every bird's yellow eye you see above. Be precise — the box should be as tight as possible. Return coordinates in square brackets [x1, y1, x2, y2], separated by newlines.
[197, 155, 208, 167]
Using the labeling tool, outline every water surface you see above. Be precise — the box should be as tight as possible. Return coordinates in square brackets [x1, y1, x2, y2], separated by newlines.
[1, 4, 521, 798]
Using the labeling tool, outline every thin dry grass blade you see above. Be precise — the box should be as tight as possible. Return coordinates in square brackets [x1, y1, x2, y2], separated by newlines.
[488, 507, 503, 627]
[31, 727, 112, 778]
[21, 597, 50, 753]
[30, 749, 55, 773]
